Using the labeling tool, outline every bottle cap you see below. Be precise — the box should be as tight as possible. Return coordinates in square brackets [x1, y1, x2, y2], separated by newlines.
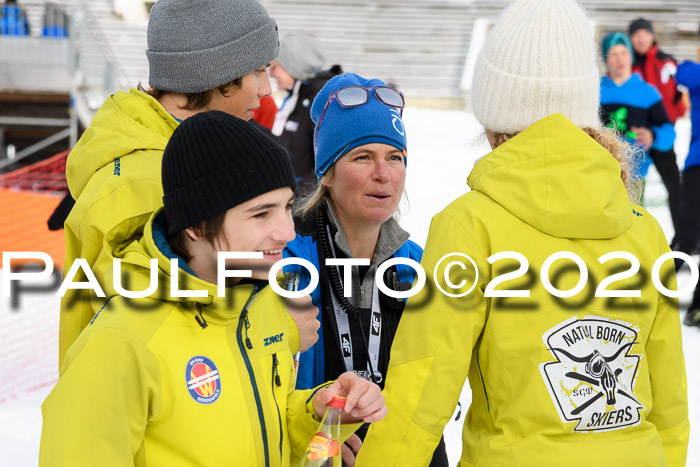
[327, 395, 346, 409]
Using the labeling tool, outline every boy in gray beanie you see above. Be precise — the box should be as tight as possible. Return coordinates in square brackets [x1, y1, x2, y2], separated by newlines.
[58, 0, 286, 366]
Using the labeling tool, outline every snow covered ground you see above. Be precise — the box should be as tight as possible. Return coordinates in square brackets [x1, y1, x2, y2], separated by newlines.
[0, 108, 697, 465]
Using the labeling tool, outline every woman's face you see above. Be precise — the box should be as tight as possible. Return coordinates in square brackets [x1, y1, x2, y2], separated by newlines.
[322, 143, 406, 228]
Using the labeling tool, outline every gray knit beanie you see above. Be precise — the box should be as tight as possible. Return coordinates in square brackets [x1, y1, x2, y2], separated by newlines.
[276, 34, 325, 81]
[147, 0, 279, 93]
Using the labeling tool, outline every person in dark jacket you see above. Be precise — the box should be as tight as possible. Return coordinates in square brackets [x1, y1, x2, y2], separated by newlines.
[283, 72, 449, 466]
[269, 34, 342, 203]
[674, 47, 700, 326]
[628, 18, 683, 234]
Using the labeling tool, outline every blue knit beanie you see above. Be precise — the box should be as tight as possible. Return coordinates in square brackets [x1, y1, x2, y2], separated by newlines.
[311, 73, 408, 179]
[601, 32, 634, 64]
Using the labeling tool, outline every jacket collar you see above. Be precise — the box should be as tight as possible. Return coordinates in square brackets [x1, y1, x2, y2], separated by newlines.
[116, 209, 269, 326]
[325, 200, 409, 264]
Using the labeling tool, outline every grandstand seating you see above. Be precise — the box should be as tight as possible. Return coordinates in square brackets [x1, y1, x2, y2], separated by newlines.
[5, 0, 700, 114]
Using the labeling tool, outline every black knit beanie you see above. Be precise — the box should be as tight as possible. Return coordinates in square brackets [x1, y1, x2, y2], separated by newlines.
[628, 18, 653, 37]
[162, 111, 297, 235]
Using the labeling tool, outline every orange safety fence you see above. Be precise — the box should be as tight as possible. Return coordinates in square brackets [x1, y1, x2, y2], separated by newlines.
[0, 188, 66, 268]
[0, 151, 70, 403]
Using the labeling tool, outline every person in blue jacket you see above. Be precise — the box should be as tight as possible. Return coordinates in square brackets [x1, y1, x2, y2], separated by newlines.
[674, 51, 700, 325]
[600, 32, 680, 226]
[283, 73, 447, 465]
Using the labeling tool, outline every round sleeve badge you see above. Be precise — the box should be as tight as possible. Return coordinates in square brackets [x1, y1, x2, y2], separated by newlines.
[186, 356, 222, 404]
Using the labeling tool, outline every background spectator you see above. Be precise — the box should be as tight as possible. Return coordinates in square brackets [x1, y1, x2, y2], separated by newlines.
[1, 0, 29, 36]
[42, 1, 68, 38]
[628, 18, 684, 234]
[269, 34, 343, 207]
[600, 32, 676, 214]
[675, 42, 700, 326]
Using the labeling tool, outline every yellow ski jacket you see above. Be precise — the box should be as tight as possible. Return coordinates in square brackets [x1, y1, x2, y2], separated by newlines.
[60, 89, 179, 367]
[357, 114, 689, 466]
[42, 210, 352, 466]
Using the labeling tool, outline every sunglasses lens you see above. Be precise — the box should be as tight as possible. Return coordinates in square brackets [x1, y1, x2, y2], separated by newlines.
[375, 87, 404, 108]
[336, 87, 369, 107]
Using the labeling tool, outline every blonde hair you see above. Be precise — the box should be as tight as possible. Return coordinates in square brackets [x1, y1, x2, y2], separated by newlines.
[295, 165, 335, 221]
[489, 126, 643, 204]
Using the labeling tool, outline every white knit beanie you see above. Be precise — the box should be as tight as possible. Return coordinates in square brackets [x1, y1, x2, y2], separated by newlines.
[471, 0, 601, 134]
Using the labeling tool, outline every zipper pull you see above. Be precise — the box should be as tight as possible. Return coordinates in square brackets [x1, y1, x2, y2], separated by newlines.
[272, 354, 281, 387]
[454, 401, 462, 421]
[242, 309, 253, 350]
[194, 305, 208, 329]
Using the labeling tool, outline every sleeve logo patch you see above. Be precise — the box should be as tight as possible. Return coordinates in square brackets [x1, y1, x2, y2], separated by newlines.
[186, 355, 221, 405]
[264, 332, 284, 346]
[539, 316, 644, 432]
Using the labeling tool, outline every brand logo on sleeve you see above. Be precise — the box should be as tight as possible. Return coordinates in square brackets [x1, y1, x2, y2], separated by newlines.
[264, 332, 284, 346]
[539, 316, 643, 432]
[186, 355, 221, 405]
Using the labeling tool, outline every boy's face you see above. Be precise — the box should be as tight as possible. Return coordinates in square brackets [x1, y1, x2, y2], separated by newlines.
[630, 29, 654, 56]
[606, 44, 632, 79]
[202, 187, 295, 283]
[208, 65, 272, 120]
[269, 61, 296, 90]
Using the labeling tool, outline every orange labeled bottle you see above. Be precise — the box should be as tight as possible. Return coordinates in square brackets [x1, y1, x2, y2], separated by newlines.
[299, 395, 345, 466]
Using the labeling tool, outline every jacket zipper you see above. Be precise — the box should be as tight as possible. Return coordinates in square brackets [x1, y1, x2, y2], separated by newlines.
[236, 287, 270, 467]
[476, 348, 490, 411]
[271, 353, 283, 457]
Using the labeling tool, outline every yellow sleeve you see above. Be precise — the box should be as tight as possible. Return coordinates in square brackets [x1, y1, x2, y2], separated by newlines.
[357, 213, 488, 466]
[40, 328, 160, 466]
[646, 255, 689, 466]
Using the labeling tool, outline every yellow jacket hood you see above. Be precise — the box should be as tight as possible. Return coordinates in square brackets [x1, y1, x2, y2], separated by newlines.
[60, 90, 178, 365]
[67, 89, 178, 198]
[468, 114, 633, 239]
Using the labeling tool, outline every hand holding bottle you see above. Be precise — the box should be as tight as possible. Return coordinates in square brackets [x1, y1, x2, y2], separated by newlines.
[313, 372, 387, 424]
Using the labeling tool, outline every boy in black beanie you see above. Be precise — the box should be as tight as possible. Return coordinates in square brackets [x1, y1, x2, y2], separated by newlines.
[41, 111, 388, 465]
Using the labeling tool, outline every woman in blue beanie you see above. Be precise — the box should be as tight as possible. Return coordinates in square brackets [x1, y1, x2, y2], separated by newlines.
[283, 73, 448, 465]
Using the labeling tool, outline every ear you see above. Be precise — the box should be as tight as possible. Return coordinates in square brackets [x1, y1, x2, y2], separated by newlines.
[485, 130, 497, 150]
[185, 227, 200, 241]
[320, 172, 333, 188]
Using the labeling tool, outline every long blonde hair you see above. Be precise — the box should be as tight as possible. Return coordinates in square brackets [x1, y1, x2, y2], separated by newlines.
[295, 165, 335, 221]
[489, 126, 643, 204]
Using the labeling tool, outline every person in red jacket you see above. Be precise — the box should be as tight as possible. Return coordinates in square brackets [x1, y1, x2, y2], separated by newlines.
[629, 18, 686, 124]
[628, 17, 683, 238]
